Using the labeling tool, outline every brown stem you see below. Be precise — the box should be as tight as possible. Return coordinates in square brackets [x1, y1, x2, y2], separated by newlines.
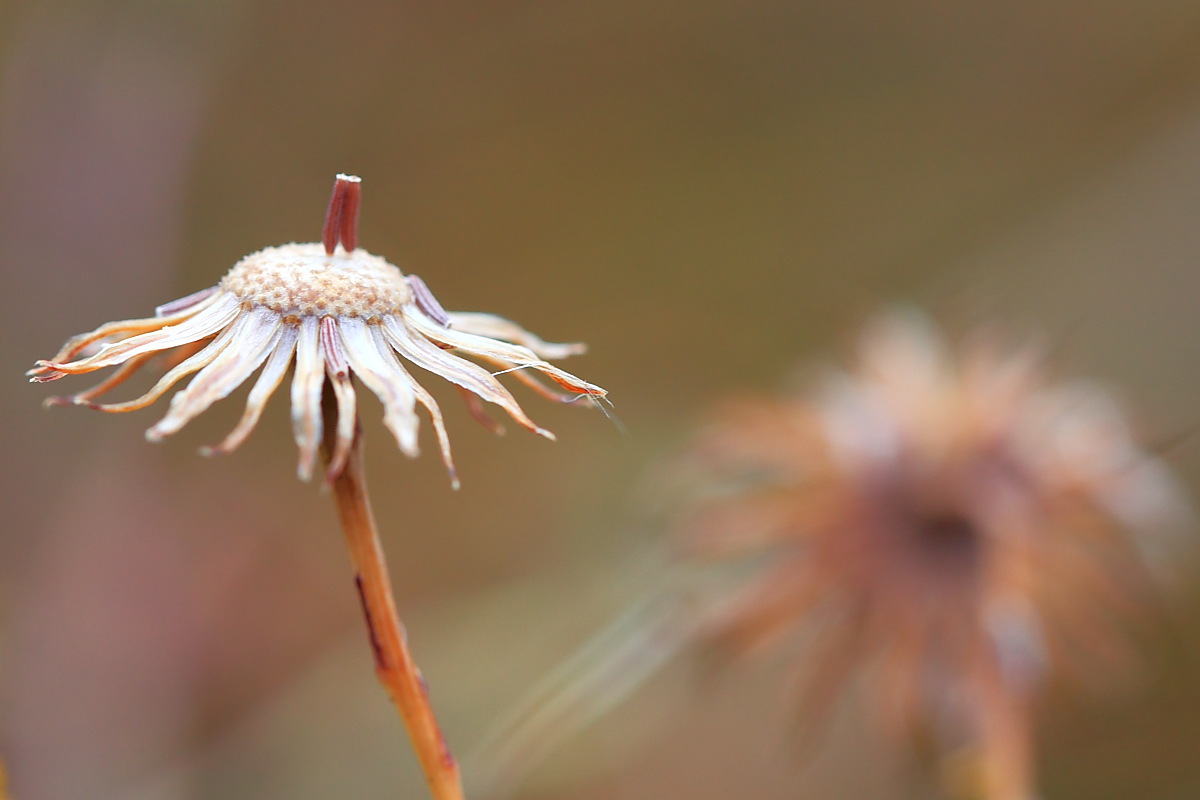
[977, 669, 1037, 800]
[322, 387, 465, 800]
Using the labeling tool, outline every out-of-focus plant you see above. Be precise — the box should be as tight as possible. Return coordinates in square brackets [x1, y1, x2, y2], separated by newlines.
[472, 309, 1192, 800]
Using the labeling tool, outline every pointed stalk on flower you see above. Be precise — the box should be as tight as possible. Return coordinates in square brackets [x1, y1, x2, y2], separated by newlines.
[30, 174, 607, 800]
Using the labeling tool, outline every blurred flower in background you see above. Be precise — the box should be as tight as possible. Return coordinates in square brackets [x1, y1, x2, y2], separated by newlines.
[671, 310, 1192, 800]
[467, 309, 1195, 800]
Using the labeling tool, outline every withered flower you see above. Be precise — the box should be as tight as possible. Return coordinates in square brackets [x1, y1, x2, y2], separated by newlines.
[30, 175, 606, 800]
[30, 174, 604, 486]
[676, 310, 1189, 800]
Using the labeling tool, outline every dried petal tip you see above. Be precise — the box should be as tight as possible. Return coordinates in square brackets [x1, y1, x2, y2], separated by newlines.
[323, 173, 363, 255]
[28, 368, 64, 383]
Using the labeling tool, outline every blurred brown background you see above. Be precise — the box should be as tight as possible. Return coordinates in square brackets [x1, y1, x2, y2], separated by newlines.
[3, 2, 1200, 798]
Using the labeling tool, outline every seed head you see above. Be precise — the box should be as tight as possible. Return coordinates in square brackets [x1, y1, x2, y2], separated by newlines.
[673, 310, 1191, 799]
[30, 174, 606, 486]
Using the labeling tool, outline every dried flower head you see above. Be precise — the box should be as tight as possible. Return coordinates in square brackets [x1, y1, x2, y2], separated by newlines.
[30, 174, 605, 485]
[29, 174, 609, 800]
[675, 310, 1190, 800]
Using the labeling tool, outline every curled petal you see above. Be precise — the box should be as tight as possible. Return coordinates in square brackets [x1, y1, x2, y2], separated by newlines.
[29, 289, 225, 376]
[155, 286, 220, 318]
[43, 352, 157, 407]
[407, 311, 604, 397]
[472, 355, 579, 403]
[146, 307, 282, 442]
[365, 323, 458, 487]
[202, 325, 298, 456]
[80, 327, 235, 413]
[35, 293, 240, 376]
[383, 316, 553, 439]
[446, 311, 586, 360]
[336, 316, 421, 459]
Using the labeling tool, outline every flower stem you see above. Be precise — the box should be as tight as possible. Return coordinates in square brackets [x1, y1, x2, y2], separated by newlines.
[978, 669, 1036, 800]
[322, 387, 465, 800]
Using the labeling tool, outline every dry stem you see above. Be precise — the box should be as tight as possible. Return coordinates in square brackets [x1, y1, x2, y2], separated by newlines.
[978, 673, 1035, 800]
[322, 387, 465, 800]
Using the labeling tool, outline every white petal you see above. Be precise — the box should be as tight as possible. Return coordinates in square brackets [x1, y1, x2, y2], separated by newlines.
[35, 289, 225, 370]
[155, 286, 221, 318]
[446, 311, 586, 359]
[367, 323, 458, 486]
[382, 316, 550, 438]
[201, 324, 297, 456]
[291, 316, 325, 481]
[406, 311, 604, 398]
[85, 322, 239, 413]
[45, 293, 241, 374]
[146, 307, 282, 441]
[336, 316, 420, 458]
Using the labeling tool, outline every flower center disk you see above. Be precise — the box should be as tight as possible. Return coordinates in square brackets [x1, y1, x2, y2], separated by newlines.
[221, 242, 411, 319]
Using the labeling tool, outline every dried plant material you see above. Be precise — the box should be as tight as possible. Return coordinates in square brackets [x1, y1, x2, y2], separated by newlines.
[30, 174, 605, 487]
[30, 174, 607, 800]
[674, 309, 1191, 800]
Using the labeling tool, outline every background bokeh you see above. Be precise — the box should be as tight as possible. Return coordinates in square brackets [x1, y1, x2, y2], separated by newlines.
[3, 2, 1200, 798]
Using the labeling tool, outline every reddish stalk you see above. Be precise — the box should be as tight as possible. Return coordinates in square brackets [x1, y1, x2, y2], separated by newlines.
[323, 174, 362, 255]
[322, 389, 465, 800]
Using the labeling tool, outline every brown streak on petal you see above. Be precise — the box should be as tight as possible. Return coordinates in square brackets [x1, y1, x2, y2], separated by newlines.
[481, 357, 576, 403]
[540, 370, 606, 396]
[324, 372, 358, 483]
[320, 317, 350, 377]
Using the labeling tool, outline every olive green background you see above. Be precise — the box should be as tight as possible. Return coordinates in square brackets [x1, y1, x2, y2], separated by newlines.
[2, 2, 1200, 798]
